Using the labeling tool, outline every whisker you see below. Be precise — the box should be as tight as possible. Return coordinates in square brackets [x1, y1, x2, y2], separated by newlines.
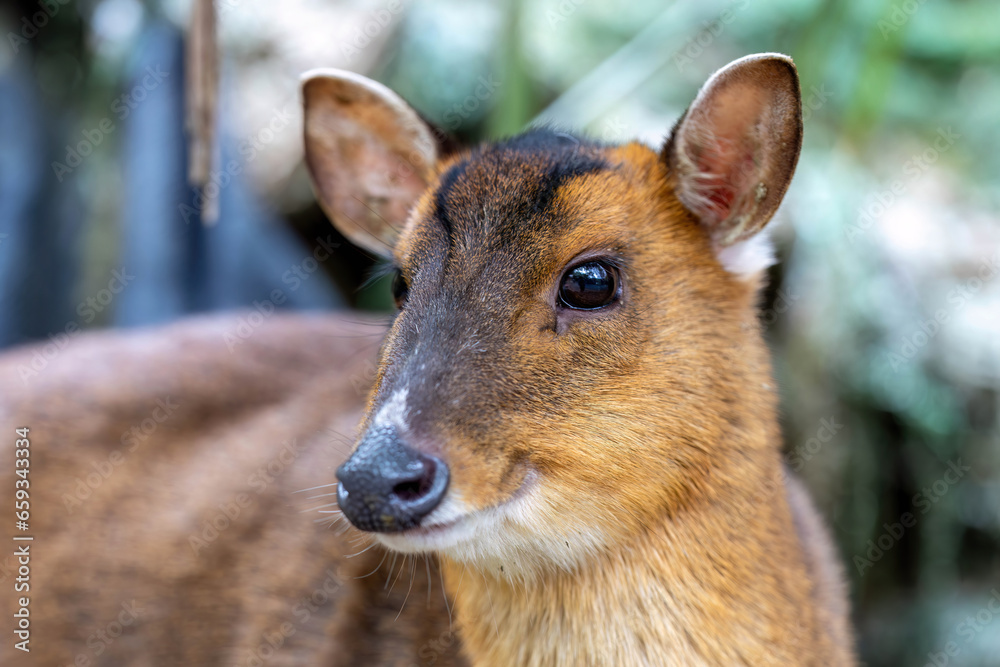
[483, 570, 500, 640]
[294, 483, 339, 494]
[439, 558, 453, 628]
[455, 564, 469, 604]
[345, 539, 378, 559]
[355, 548, 389, 579]
[425, 555, 432, 608]
[304, 492, 339, 501]
[385, 553, 400, 591]
[388, 553, 407, 596]
[327, 315, 394, 327]
[394, 556, 416, 621]
[315, 331, 386, 339]
[300, 503, 340, 513]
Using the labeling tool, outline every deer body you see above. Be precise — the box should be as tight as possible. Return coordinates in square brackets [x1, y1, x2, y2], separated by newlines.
[0, 54, 853, 666]
[0, 314, 467, 666]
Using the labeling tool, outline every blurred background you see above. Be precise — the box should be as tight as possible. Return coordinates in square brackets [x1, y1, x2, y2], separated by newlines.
[0, 0, 998, 663]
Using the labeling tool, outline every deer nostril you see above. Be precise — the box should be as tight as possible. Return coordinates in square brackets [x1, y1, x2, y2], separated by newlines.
[385, 454, 447, 522]
[391, 460, 436, 502]
[392, 479, 426, 502]
[336, 427, 449, 533]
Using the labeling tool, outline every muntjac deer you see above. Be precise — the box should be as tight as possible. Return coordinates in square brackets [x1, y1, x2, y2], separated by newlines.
[1, 54, 852, 666]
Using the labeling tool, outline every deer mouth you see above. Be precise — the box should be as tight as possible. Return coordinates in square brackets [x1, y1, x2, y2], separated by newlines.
[401, 515, 465, 539]
[375, 499, 473, 553]
[375, 468, 538, 555]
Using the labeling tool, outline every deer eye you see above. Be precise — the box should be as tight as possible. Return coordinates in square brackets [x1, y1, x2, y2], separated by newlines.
[391, 269, 409, 308]
[558, 261, 619, 310]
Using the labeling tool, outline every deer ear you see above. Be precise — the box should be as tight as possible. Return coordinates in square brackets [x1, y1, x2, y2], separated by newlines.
[664, 53, 803, 252]
[301, 69, 439, 258]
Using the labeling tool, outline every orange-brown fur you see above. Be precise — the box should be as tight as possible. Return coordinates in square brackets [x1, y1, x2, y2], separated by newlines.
[0, 55, 854, 666]
[370, 141, 854, 665]
[301, 55, 854, 665]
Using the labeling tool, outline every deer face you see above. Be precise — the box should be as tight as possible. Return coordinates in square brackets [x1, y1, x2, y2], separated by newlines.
[303, 55, 802, 578]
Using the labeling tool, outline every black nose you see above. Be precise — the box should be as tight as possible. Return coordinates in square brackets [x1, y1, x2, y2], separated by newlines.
[336, 426, 449, 533]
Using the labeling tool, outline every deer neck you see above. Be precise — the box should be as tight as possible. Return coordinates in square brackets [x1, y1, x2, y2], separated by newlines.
[441, 460, 819, 667]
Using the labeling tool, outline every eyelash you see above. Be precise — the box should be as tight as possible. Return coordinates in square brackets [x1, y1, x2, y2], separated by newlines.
[391, 268, 409, 307]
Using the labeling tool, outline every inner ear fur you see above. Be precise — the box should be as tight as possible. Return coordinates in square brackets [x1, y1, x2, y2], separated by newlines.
[301, 69, 443, 258]
[664, 53, 803, 248]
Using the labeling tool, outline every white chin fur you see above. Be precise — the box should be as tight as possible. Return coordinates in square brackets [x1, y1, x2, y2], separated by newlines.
[375, 494, 475, 554]
[714, 233, 776, 280]
[375, 473, 607, 582]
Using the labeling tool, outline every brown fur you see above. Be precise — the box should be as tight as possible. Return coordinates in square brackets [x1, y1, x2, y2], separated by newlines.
[376, 142, 853, 665]
[0, 315, 463, 666]
[302, 54, 855, 665]
[0, 54, 854, 666]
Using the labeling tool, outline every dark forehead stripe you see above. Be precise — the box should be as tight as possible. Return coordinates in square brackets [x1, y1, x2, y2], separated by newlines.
[433, 158, 466, 239]
[432, 128, 609, 240]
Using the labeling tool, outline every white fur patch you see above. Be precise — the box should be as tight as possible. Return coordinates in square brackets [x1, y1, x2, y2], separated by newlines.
[375, 492, 473, 554]
[714, 233, 776, 280]
[371, 388, 410, 432]
[376, 470, 608, 583]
